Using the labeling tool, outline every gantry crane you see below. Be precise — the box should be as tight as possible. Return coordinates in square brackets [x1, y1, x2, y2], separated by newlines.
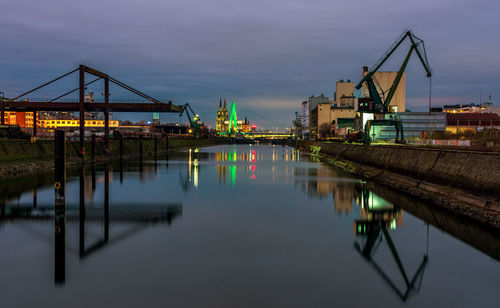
[179, 103, 203, 138]
[355, 30, 432, 144]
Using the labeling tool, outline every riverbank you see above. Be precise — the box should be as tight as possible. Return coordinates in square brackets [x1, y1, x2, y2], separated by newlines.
[295, 140, 500, 229]
[0, 137, 225, 177]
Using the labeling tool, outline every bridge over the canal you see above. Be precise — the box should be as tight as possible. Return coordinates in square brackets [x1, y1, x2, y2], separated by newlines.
[1, 65, 183, 159]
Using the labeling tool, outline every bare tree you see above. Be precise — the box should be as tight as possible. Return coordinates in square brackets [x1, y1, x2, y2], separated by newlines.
[319, 122, 330, 138]
[292, 116, 302, 140]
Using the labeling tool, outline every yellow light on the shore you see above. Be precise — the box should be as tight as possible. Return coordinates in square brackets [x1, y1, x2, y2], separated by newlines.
[37, 119, 119, 129]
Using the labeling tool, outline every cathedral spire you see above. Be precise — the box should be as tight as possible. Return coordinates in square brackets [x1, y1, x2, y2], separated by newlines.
[224, 98, 226, 108]
[219, 97, 222, 107]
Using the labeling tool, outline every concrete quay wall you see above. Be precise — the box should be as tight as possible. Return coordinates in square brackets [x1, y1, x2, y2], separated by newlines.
[299, 141, 500, 194]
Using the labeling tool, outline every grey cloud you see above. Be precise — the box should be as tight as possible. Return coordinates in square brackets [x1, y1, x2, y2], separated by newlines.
[1, 0, 499, 128]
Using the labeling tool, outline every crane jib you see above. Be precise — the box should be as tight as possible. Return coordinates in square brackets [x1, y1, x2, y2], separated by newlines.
[355, 30, 432, 111]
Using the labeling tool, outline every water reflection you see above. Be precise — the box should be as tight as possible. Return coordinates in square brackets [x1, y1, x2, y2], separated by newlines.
[296, 169, 428, 301]
[0, 144, 499, 307]
[211, 146, 301, 187]
[293, 155, 500, 303]
[0, 162, 182, 286]
[354, 186, 428, 302]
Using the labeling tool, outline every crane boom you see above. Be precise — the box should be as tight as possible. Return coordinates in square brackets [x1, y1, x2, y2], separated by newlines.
[179, 104, 192, 125]
[355, 30, 432, 113]
[179, 103, 203, 138]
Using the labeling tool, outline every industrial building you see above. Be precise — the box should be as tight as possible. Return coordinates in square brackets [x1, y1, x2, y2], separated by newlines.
[37, 119, 120, 130]
[361, 66, 406, 113]
[446, 113, 500, 133]
[153, 123, 189, 134]
[307, 80, 358, 138]
[1, 92, 118, 133]
[304, 69, 407, 139]
[308, 94, 329, 112]
[310, 103, 357, 137]
[2, 111, 35, 127]
[366, 112, 447, 139]
[444, 103, 488, 113]
[444, 99, 500, 117]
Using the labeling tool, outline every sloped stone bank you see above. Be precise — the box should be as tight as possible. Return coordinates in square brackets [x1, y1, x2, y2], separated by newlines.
[299, 141, 500, 194]
[296, 141, 500, 229]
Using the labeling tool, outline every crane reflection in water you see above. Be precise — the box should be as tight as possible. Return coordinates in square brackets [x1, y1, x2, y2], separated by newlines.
[353, 186, 428, 302]
[294, 165, 429, 302]
[2, 144, 498, 301]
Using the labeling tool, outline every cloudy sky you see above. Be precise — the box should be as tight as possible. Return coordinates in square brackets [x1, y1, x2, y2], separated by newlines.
[1, 0, 499, 129]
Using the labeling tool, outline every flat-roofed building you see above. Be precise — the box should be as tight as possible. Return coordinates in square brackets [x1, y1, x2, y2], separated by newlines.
[2, 111, 35, 127]
[37, 119, 119, 129]
[369, 112, 447, 140]
[446, 113, 500, 133]
[308, 94, 329, 111]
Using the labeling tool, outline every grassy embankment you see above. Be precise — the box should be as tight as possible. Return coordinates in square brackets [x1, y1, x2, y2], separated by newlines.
[0, 137, 225, 175]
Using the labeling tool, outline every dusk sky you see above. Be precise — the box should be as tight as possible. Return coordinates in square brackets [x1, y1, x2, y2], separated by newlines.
[1, 0, 499, 129]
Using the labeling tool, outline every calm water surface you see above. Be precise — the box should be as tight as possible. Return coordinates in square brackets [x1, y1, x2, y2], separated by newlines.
[0, 144, 499, 307]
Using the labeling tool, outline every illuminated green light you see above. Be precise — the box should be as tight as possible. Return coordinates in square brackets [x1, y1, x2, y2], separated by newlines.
[228, 101, 238, 133]
[366, 192, 392, 210]
[230, 165, 236, 186]
[390, 219, 397, 230]
[228, 150, 237, 161]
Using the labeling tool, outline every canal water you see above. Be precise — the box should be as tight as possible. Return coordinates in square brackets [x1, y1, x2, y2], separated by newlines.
[0, 144, 499, 307]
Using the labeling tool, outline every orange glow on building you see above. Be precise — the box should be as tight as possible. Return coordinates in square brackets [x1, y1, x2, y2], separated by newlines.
[3, 111, 34, 127]
[37, 119, 119, 129]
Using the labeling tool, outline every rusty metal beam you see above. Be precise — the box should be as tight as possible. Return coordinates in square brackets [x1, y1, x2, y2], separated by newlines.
[79, 65, 85, 158]
[104, 78, 110, 155]
[82, 65, 109, 79]
[5, 64, 183, 114]
[49, 77, 101, 102]
[108, 77, 163, 104]
[2, 101, 181, 112]
[7, 68, 79, 103]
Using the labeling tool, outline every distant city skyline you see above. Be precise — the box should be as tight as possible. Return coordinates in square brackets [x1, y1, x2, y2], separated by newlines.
[1, 0, 499, 129]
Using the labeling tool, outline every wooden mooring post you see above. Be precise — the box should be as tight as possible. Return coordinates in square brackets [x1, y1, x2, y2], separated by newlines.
[139, 135, 143, 159]
[104, 164, 109, 242]
[91, 133, 96, 163]
[154, 135, 158, 168]
[54, 130, 66, 284]
[139, 135, 143, 175]
[165, 135, 169, 160]
[79, 167, 85, 257]
[120, 135, 124, 158]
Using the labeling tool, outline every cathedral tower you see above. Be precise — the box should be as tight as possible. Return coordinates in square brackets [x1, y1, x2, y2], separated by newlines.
[216, 98, 229, 133]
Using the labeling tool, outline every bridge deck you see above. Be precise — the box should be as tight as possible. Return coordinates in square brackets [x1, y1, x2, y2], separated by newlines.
[2, 101, 182, 113]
